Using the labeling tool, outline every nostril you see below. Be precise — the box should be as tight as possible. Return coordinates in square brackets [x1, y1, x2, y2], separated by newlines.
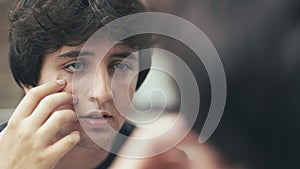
[88, 91, 113, 105]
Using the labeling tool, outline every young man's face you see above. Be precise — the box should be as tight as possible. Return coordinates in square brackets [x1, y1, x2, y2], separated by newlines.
[36, 41, 139, 149]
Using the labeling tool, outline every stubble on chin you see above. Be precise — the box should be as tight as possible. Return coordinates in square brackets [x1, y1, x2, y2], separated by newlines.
[57, 121, 115, 151]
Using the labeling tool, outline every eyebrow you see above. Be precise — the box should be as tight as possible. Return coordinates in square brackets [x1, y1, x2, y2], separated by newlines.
[112, 52, 137, 60]
[56, 51, 137, 60]
[56, 51, 94, 59]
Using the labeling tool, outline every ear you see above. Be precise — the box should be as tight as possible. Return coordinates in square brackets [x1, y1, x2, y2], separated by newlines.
[20, 83, 33, 94]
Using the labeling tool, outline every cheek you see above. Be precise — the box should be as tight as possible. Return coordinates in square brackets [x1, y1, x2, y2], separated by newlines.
[39, 60, 74, 87]
[53, 72, 73, 93]
[128, 75, 138, 100]
[71, 73, 94, 96]
[39, 71, 74, 93]
[112, 78, 137, 100]
[62, 79, 73, 93]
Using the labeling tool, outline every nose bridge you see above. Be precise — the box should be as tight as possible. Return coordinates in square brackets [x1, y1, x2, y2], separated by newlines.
[89, 64, 112, 103]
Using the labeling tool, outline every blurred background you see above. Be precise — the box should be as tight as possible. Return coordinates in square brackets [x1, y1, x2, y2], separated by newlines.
[0, 0, 23, 121]
[141, 0, 300, 169]
[1, 0, 300, 169]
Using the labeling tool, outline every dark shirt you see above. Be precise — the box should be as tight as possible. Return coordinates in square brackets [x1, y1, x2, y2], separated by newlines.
[0, 121, 135, 169]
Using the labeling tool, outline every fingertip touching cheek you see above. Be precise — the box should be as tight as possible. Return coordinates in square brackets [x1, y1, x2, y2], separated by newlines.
[36, 42, 140, 148]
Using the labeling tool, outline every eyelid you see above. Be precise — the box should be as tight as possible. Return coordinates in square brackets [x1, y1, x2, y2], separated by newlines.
[63, 59, 87, 73]
[109, 60, 133, 71]
[63, 60, 78, 69]
[63, 60, 77, 66]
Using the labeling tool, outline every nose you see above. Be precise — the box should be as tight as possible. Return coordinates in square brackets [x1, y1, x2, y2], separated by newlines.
[88, 67, 113, 105]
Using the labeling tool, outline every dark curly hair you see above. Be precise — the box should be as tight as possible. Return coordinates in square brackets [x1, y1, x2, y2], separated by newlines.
[9, 0, 152, 90]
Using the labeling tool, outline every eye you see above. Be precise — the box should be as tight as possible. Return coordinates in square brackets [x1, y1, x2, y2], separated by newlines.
[64, 61, 86, 73]
[111, 62, 132, 72]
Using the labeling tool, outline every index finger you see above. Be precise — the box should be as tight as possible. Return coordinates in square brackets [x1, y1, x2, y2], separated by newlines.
[9, 79, 66, 122]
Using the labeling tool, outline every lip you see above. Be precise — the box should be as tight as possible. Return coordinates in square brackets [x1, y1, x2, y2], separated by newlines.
[78, 110, 113, 128]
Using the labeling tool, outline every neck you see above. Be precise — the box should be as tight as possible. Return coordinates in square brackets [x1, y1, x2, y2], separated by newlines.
[54, 145, 109, 169]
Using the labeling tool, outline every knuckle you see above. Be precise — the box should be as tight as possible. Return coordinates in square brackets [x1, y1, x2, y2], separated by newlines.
[41, 95, 57, 106]
[52, 112, 65, 122]
[20, 128, 32, 140]
[6, 119, 17, 129]
[28, 87, 42, 98]
[36, 152, 48, 164]
[6, 118, 27, 130]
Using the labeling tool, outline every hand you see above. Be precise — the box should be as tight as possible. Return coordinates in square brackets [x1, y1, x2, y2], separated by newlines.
[110, 114, 224, 169]
[0, 80, 80, 169]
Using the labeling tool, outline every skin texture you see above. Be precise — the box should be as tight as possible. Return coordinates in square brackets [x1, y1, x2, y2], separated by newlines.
[0, 80, 80, 169]
[0, 43, 140, 169]
[38, 43, 139, 151]
[0, 43, 226, 169]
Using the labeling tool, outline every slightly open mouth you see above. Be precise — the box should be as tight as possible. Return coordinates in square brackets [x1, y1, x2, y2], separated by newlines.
[79, 114, 112, 119]
[78, 115, 112, 127]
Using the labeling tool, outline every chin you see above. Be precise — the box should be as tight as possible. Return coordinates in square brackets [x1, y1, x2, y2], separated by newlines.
[59, 121, 115, 151]
[77, 134, 104, 150]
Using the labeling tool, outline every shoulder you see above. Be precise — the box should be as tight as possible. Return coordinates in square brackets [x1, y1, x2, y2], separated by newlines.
[119, 121, 135, 136]
[95, 122, 135, 169]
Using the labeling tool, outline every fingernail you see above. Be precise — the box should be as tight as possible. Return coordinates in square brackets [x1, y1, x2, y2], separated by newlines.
[72, 95, 78, 104]
[56, 79, 66, 86]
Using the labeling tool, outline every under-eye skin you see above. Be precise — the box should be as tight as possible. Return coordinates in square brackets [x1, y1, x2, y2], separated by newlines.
[63, 60, 87, 74]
